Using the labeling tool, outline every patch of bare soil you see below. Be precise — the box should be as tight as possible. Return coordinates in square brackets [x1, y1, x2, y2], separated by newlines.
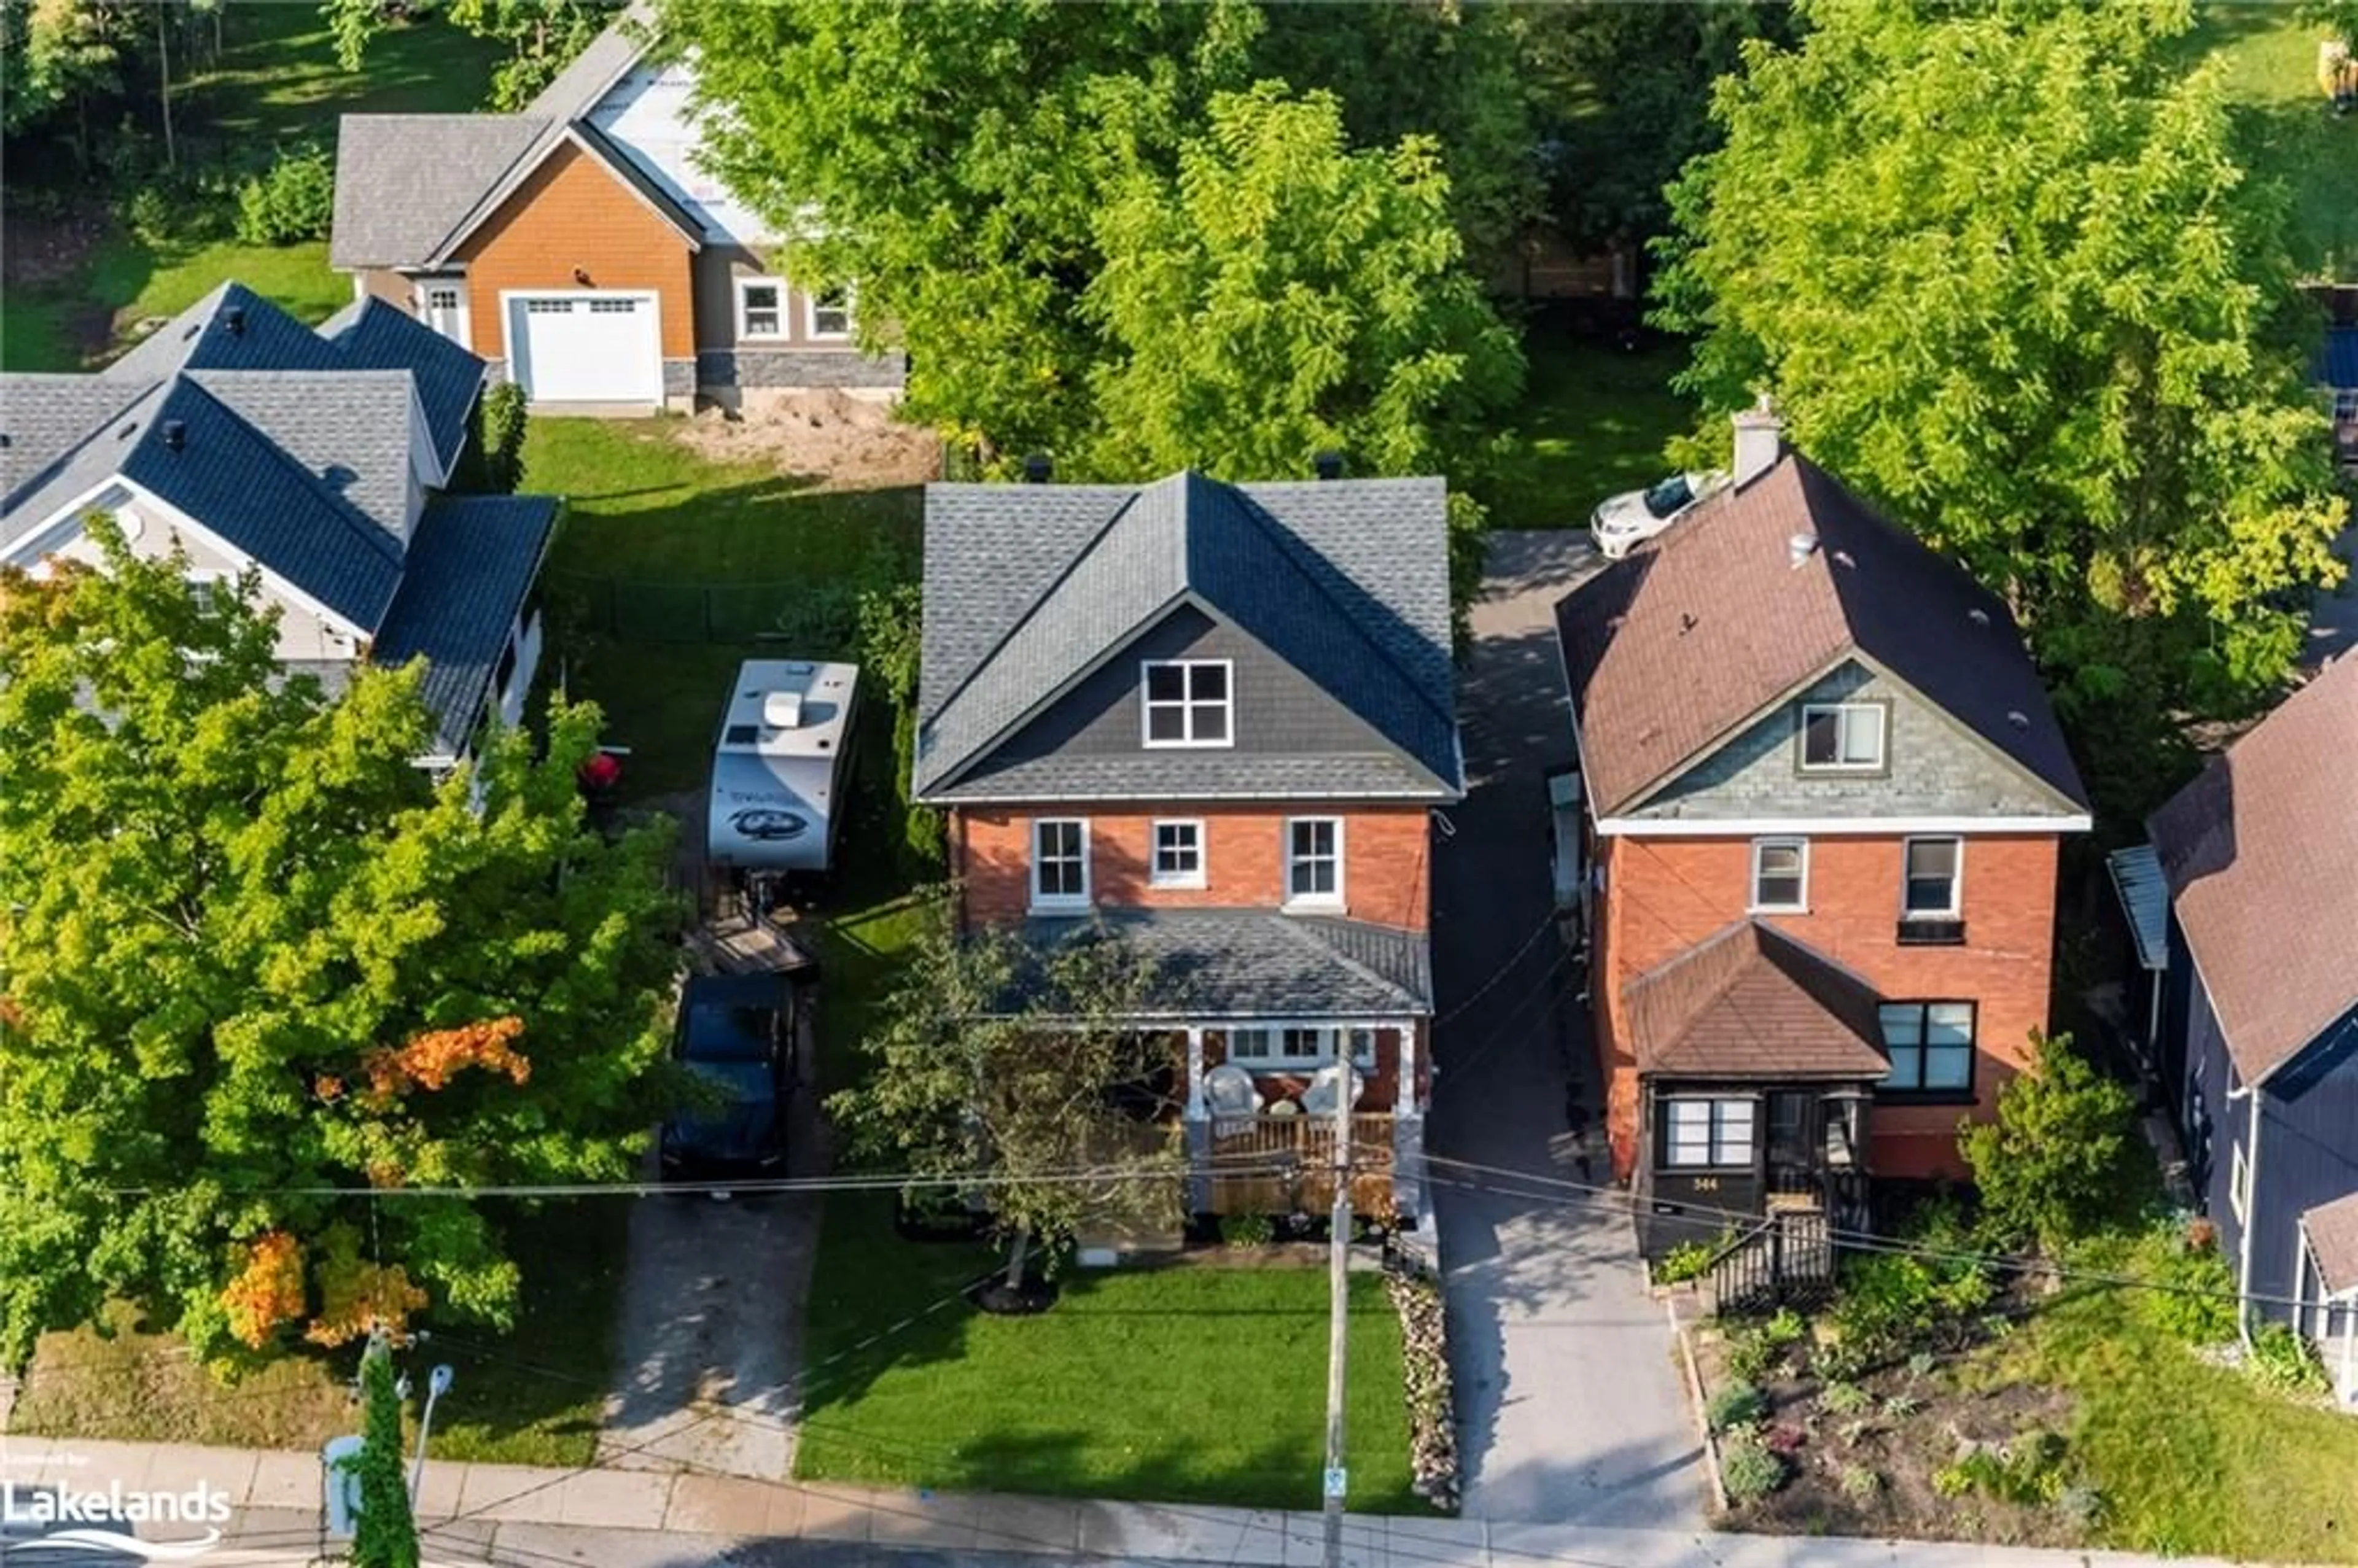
[1694, 1307, 2091, 1548]
[677, 390, 943, 491]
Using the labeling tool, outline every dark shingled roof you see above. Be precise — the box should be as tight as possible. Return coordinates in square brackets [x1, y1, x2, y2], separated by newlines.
[103, 282, 346, 386]
[2305, 1190, 2358, 1297]
[1625, 919, 1891, 1080]
[1555, 453, 2087, 818]
[372, 494, 560, 756]
[916, 472, 1460, 801]
[319, 297, 488, 472]
[2148, 653, 2358, 1083]
[1016, 910, 1433, 1019]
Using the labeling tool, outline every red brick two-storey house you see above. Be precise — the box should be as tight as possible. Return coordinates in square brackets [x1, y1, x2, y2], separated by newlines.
[1554, 411, 2090, 1259]
[914, 469, 1465, 1227]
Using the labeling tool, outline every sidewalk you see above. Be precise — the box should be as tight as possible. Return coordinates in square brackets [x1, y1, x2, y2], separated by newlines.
[0, 1435, 2261, 1568]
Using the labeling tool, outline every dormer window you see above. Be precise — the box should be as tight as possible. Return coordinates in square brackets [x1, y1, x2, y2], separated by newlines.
[1141, 659, 1231, 747]
[1799, 701, 1885, 772]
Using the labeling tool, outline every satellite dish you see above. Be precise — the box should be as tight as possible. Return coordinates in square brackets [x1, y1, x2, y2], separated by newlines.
[1300, 1063, 1366, 1117]
[1203, 1063, 1261, 1119]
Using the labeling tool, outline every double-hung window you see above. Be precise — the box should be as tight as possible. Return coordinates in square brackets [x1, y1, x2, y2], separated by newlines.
[1141, 659, 1231, 746]
[1225, 1025, 1376, 1070]
[1749, 837, 1808, 912]
[1902, 837, 1962, 917]
[1030, 818, 1089, 909]
[1150, 820, 1205, 888]
[1878, 1001, 1975, 1095]
[737, 278, 785, 339]
[1285, 818, 1343, 907]
[1799, 701, 1886, 771]
[807, 287, 854, 339]
[1660, 1098, 1756, 1170]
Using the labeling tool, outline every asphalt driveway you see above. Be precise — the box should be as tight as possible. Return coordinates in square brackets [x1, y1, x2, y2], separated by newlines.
[1425, 530, 1706, 1527]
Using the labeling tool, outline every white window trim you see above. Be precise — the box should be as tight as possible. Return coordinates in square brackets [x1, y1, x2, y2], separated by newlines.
[736, 275, 788, 341]
[1149, 818, 1207, 889]
[1283, 816, 1345, 910]
[1139, 658, 1235, 750]
[1901, 834, 1964, 918]
[2230, 1141, 2251, 1224]
[1222, 1023, 1378, 1072]
[1748, 836, 1809, 914]
[1799, 701, 1887, 772]
[1029, 817, 1091, 912]
[1659, 1094, 1759, 1170]
[805, 285, 854, 341]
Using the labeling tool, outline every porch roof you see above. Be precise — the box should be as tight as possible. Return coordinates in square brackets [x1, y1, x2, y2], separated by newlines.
[2305, 1191, 2358, 1297]
[1016, 909, 1431, 1020]
[1625, 918, 1889, 1079]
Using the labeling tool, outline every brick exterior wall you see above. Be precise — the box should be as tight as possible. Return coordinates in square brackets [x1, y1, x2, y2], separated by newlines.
[1593, 831, 2061, 1182]
[952, 804, 1433, 931]
[450, 141, 696, 364]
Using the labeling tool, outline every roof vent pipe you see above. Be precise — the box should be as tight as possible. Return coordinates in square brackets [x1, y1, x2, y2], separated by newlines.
[1022, 453, 1053, 484]
[161, 419, 187, 452]
[1787, 532, 1818, 569]
[223, 305, 246, 336]
[1312, 450, 1344, 481]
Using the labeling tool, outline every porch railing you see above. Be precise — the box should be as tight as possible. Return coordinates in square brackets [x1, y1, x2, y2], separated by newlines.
[1204, 1113, 1395, 1219]
[1706, 1207, 1836, 1317]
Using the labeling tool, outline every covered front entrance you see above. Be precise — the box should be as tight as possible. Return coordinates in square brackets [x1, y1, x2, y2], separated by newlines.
[502, 290, 663, 404]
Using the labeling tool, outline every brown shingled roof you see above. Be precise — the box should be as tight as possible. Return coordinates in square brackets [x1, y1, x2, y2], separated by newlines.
[1625, 919, 1891, 1079]
[2148, 653, 2358, 1083]
[1554, 454, 2087, 818]
[2304, 1190, 2358, 1297]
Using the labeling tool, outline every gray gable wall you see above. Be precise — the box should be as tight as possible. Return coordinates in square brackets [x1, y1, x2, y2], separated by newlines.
[947, 604, 1432, 799]
[1625, 659, 2075, 821]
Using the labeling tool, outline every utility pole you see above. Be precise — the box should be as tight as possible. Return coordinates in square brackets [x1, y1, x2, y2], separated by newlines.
[1321, 1062, 1353, 1568]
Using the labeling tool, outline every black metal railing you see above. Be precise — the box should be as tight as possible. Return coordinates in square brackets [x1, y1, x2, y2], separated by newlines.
[1706, 1208, 1837, 1317]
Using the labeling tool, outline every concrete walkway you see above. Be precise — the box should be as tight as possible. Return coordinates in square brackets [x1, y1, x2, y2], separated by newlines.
[0, 1436, 2258, 1567]
[1425, 532, 1706, 1527]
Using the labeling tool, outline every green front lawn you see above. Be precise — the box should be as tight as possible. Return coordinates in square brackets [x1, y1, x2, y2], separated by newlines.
[1485, 330, 1694, 532]
[2199, 6, 2358, 283]
[189, 2, 498, 142]
[792, 1198, 1420, 1513]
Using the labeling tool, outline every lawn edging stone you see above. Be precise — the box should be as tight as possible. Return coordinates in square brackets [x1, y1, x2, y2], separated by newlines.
[1383, 1252, 1460, 1514]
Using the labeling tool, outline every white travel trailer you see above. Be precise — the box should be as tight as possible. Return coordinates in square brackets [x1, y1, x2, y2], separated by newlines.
[706, 659, 860, 875]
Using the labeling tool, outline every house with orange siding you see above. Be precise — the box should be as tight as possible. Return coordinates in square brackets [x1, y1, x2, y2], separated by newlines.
[330, 9, 900, 413]
[1552, 409, 2090, 1262]
[914, 467, 1464, 1231]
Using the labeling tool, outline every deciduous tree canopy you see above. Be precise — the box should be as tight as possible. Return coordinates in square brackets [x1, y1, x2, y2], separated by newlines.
[0, 533, 680, 1367]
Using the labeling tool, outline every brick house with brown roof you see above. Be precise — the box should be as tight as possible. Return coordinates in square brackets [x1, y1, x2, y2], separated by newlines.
[1553, 408, 2090, 1260]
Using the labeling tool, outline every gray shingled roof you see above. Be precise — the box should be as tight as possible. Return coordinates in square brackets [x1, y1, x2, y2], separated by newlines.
[373, 494, 560, 756]
[0, 377, 155, 510]
[0, 382, 173, 552]
[1014, 909, 1433, 1019]
[330, 114, 553, 269]
[520, 6, 648, 122]
[916, 472, 1460, 800]
[184, 370, 416, 543]
[320, 297, 487, 472]
[103, 282, 347, 386]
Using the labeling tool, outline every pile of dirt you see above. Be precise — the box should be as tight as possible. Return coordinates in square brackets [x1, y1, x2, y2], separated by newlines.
[677, 389, 943, 492]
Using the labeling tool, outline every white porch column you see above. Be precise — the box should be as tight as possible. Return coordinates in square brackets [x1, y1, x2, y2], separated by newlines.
[1396, 1020, 1420, 1116]
[1185, 1027, 1207, 1119]
[2342, 1292, 2356, 1410]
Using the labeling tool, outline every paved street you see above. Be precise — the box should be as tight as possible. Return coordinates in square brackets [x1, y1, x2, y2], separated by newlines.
[1425, 531, 1707, 1528]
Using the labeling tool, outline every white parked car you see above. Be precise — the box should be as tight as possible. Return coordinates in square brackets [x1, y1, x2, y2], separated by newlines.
[1589, 469, 1729, 559]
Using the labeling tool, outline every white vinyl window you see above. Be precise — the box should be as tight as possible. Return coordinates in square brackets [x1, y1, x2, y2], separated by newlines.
[1749, 837, 1808, 912]
[807, 287, 854, 340]
[185, 569, 229, 616]
[1223, 1025, 1377, 1071]
[1029, 818, 1089, 909]
[1140, 659, 1232, 747]
[1902, 836, 1963, 917]
[1285, 817, 1343, 907]
[1661, 1098, 1756, 1170]
[736, 278, 785, 339]
[1799, 702, 1886, 771]
[2230, 1142, 2251, 1223]
[1150, 820, 1205, 888]
[1878, 1001, 1975, 1093]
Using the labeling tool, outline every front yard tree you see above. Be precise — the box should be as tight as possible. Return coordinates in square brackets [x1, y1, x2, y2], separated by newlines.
[835, 910, 1183, 1294]
[1960, 1031, 2139, 1254]
[1084, 83, 1524, 484]
[1656, 0, 2348, 812]
[0, 531, 680, 1368]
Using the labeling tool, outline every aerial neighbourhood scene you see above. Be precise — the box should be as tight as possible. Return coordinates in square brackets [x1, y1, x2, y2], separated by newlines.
[0, 1, 2355, 1565]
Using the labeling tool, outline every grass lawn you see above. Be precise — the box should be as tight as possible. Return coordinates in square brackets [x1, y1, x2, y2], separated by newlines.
[11, 1199, 628, 1467]
[1486, 330, 1694, 532]
[2197, 5, 2358, 284]
[792, 1198, 1421, 1514]
[188, 2, 497, 144]
[1967, 1253, 2358, 1561]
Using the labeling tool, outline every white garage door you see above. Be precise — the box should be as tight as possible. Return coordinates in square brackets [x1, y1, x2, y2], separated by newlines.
[504, 292, 662, 404]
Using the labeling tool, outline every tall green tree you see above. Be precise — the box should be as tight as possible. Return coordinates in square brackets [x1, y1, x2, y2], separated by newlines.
[1, 0, 136, 158]
[1655, 0, 2348, 815]
[0, 532, 680, 1368]
[1084, 83, 1523, 484]
[834, 910, 1180, 1292]
[350, 1337, 420, 1568]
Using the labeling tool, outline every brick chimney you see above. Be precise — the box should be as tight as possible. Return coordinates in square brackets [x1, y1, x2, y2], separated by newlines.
[1732, 394, 1785, 488]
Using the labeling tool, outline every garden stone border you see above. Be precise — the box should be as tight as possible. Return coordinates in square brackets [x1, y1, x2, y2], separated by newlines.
[1383, 1251, 1460, 1513]
[1671, 1298, 1731, 1515]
